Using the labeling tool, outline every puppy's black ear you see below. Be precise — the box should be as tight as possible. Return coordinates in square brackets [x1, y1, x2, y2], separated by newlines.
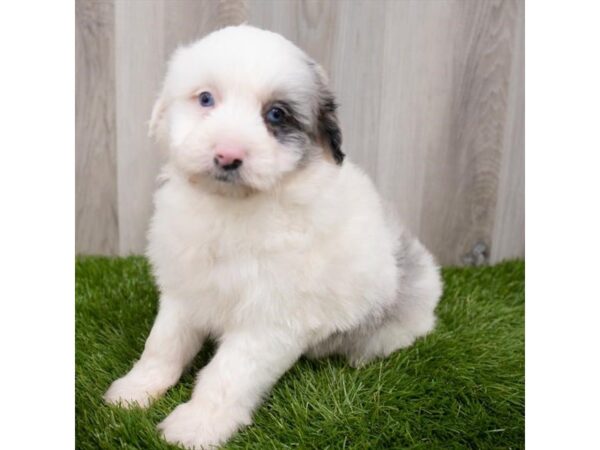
[318, 90, 344, 164]
[312, 62, 345, 165]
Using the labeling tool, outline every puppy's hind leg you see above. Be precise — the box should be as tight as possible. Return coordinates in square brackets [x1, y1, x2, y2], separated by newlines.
[104, 296, 205, 408]
[348, 236, 442, 367]
[346, 315, 435, 367]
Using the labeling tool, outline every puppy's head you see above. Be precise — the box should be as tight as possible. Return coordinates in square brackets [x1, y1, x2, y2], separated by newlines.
[150, 25, 344, 195]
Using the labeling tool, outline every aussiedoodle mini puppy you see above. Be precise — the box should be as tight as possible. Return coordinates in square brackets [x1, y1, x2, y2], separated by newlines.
[104, 25, 442, 449]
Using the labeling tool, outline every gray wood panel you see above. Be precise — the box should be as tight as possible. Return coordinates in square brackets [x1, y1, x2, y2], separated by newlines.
[491, 0, 525, 263]
[163, 0, 247, 80]
[376, 0, 457, 249]
[114, 0, 165, 255]
[75, 0, 525, 266]
[75, 0, 118, 254]
[417, 0, 523, 265]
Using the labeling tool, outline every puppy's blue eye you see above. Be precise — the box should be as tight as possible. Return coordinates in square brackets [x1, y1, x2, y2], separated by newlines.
[199, 91, 214, 107]
[266, 107, 285, 124]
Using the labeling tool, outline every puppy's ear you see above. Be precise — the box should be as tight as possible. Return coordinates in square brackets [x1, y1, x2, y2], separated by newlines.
[317, 90, 344, 164]
[148, 93, 168, 144]
[312, 63, 345, 165]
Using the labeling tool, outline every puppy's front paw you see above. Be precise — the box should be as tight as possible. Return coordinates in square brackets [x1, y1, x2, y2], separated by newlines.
[103, 374, 164, 408]
[158, 400, 251, 449]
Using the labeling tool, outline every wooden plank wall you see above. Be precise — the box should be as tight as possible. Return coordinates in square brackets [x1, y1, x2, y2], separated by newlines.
[76, 0, 118, 254]
[75, 0, 524, 266]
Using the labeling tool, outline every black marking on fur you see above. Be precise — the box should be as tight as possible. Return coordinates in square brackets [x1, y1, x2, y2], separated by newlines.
[317, 93, 344, 164]
[306, 59, 345, 165]
[263, 101, 309, 134]
[263, 100, 312, 160]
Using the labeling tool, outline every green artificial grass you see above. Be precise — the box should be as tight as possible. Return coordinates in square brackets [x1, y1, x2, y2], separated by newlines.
[76, 257, 524, 449]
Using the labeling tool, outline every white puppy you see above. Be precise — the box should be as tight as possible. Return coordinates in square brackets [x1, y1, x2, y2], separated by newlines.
[104, 25, 442, 449]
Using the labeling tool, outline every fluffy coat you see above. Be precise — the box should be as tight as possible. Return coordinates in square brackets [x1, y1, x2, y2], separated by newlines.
[104, 25, 442, 449]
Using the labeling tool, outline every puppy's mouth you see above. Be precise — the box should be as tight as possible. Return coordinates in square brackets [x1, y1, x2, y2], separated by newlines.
[187, 166, 260, 197]
[212, 170, 241, 184]
[194, 169, 258, 198]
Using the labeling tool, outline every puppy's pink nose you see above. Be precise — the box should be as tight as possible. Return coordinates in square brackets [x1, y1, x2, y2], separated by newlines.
[214, 146, 246, 170]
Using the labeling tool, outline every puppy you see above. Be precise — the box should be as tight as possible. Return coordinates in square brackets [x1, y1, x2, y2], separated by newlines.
[104, 25, 442, 449]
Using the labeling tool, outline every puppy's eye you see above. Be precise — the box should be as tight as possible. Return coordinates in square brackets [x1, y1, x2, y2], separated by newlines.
[266, 107, 285, 124]
[198, 91, 214, 107]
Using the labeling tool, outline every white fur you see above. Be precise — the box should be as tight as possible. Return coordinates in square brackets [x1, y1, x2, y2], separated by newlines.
[104, 25, 442, 449]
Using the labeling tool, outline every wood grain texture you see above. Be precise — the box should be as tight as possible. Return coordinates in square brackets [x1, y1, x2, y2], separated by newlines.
[376, 0, 456, 246]
[75, 0, 525, 265]
[163, 0, 247, 75]
[75, 0, 118, 254]
[417, 0, 522, 265]
[491, 0, 524, 263]
[114, 0, 165, 255]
